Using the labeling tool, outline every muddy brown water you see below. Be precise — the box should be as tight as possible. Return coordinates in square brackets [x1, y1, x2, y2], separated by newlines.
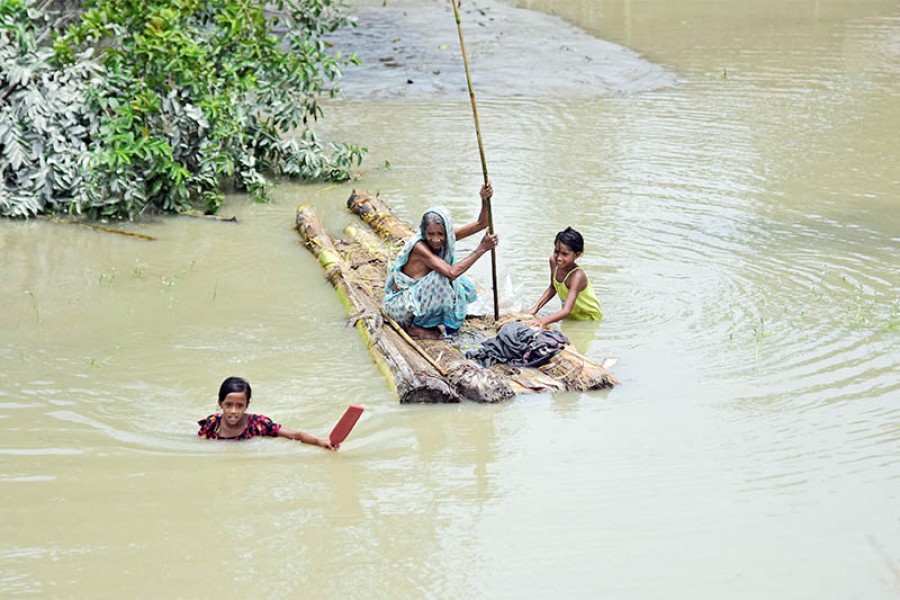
[2, 0, 898, 597]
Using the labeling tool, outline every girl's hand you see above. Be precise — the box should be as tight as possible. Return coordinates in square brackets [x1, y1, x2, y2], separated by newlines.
[480, 181, 493, 202]
[522, 318, 545, 329]
[318, 438, 339, 451]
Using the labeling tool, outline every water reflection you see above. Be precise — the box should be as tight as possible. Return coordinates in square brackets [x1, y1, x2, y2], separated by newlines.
[560, 319, 601, 356]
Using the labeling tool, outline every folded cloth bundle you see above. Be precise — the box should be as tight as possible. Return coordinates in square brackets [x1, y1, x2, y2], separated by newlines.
[465, 321, 569, 368]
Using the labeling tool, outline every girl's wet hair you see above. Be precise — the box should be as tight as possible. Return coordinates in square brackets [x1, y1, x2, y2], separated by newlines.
[555, 227, 585, 253]
[218, 376, 252, 404]
[420, 211, 445, 235]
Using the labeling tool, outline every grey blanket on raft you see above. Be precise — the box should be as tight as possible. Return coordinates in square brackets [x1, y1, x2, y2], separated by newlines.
[465, 322, 569, 368]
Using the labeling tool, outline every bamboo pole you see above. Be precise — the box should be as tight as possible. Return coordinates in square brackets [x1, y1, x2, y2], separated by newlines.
[39, 216, 157, 240]
[450, 0, 499, 321]
[383, 314, 448, 376]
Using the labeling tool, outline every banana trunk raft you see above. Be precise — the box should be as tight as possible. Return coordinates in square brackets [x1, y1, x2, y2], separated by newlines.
[295, 192, 618, 403]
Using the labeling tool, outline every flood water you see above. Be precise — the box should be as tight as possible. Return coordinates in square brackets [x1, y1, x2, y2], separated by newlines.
[2, 0, 898, 597]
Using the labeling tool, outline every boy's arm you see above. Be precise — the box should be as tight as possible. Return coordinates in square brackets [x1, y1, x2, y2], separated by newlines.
[278, 427, 338, 450]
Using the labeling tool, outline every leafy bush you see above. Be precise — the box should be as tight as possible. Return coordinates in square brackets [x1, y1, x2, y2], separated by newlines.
[0, 0, 102, 217]
[0, 0, 365, 219]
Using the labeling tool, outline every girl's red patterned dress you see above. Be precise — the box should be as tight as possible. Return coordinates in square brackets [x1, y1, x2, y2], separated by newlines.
[197, 413, 282, 440]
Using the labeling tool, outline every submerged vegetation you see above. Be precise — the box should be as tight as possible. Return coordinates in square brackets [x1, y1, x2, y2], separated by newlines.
[0, 0, 366, 220]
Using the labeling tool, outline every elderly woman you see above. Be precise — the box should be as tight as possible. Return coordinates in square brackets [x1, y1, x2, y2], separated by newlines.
[383, 183, 499, 339]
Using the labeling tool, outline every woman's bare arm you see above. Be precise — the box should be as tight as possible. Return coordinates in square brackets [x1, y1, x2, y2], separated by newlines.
[455, 182, 492, 241]
[412, 232, 498, 281]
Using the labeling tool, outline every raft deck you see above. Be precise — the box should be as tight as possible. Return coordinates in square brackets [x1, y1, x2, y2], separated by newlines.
[295, 191, 618, 403]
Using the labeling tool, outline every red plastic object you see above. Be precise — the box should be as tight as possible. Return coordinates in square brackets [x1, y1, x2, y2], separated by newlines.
[330, 404, 364, 445]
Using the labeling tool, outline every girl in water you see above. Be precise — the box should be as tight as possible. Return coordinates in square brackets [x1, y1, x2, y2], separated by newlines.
[197, 376, 337, 450]
[525, 226, 603, 328]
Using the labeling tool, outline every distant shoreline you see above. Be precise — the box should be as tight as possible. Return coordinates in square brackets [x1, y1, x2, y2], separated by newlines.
[328, 0, 675, 99]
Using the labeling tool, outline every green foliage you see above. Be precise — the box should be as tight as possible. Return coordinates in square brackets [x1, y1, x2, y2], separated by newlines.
[0, 0, 102, 217]
[1, 0, 366, 219]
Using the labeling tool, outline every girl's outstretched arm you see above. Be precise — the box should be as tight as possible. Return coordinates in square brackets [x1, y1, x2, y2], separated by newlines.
[527, 268, 588, 328]
[524, 256, 558, 326]
[278, 427, 339, 451]
[527, 285, 556, 321]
